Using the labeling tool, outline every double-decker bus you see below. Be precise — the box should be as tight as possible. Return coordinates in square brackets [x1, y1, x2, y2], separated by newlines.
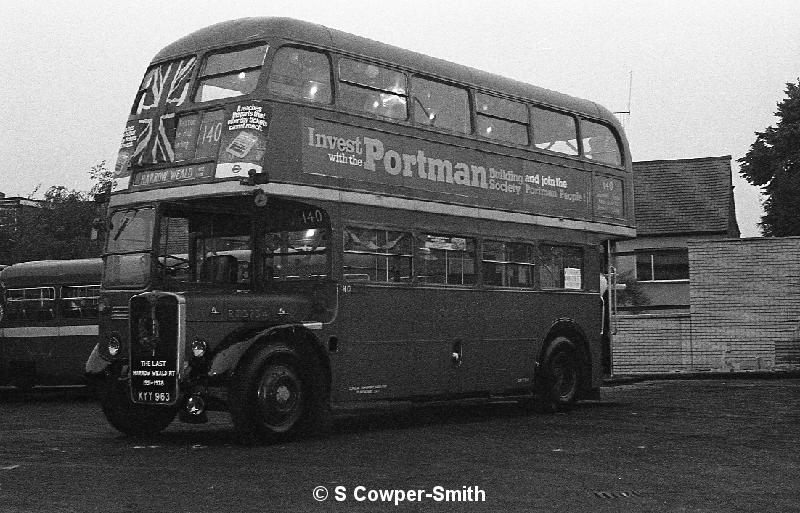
[1, 259, 101, 388]
[87, 17, 634, 441]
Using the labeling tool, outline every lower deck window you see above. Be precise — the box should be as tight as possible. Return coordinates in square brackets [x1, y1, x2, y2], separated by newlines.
[482, 241, 535, 287]
[343, 227, 412, 282]
[263, 228, 329, 281]
[417, 234, 476, 285]
[60, 285, 100, 319]
[538, 245, 584, 289]
[4, 287, 56, 321]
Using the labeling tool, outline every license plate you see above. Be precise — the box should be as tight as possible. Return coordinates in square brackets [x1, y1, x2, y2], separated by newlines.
[130, 357, 178, 405]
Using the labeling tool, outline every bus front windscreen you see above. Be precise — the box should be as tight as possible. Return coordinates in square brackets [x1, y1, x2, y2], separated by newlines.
[103, 208, 155, 289]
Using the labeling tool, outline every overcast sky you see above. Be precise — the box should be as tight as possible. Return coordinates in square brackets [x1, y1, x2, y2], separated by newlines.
[1, 1, 797, 237]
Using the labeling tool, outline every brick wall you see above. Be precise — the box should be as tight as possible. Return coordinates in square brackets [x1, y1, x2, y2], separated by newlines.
[688, 237, 800, 372]
[612, 237, 800, 374]
[613, 313, 692, 373]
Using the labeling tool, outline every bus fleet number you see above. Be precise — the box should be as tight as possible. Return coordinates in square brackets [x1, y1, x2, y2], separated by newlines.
[301, 209, 324, 225]
[201, 122, 222, 144]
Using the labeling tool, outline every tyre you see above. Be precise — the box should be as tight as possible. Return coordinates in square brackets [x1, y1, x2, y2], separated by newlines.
[229, 346, 328, 444]
[97, 375, 177, 436]
[532, 336, 580, 413]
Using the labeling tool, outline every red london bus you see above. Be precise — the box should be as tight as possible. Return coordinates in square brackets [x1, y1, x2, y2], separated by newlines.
[1, 259, 101, 388]
[86, 17, 635, 441]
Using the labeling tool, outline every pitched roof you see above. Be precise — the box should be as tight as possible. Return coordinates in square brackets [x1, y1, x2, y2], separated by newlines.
[633, 156, 739, 236]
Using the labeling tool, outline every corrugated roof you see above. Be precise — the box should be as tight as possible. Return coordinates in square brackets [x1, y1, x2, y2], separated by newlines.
[633, 156, 738, 236]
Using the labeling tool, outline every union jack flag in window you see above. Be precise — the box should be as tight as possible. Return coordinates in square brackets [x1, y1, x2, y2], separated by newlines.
[132, 57, 196, 166]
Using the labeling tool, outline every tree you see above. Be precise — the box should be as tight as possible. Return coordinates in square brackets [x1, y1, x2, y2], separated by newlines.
[739, 79, 800, 236]
[0, 161, 109, 264]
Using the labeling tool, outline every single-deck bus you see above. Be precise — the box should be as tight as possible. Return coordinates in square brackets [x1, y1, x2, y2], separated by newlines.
[87, 17, 635, 441]
[1, 259, 101, 388]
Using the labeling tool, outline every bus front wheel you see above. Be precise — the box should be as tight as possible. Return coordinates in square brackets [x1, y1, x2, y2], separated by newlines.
[531, 336, 580, 413]
[229, 347, 326, 444]
[97, 376, 177, 436]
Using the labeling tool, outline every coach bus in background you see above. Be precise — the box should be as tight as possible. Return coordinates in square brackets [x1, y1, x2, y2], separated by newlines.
[0, 259, 101, 389]
[87, 17, 635, 441]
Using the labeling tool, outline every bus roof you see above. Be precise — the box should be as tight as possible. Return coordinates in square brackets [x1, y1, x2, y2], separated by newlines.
[152, 17, 616, 125]
[0, 259, 102, 289]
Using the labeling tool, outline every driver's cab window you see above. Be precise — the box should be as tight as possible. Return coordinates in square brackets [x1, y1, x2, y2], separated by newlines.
[158, 211, 251, 287]
[256, 202, 330, 283]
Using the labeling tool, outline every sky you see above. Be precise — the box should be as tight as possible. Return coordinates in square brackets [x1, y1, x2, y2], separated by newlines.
[1, 1, 797, 237]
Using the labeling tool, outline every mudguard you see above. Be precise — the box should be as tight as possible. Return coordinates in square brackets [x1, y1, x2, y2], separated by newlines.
[85, 344, 112, 376]
[208, 324, 328, 381]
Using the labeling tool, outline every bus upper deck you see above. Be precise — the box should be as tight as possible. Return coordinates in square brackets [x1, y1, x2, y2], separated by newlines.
[110, 17, 633, 241]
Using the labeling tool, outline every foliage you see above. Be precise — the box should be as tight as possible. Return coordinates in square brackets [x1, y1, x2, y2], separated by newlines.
[614, 270, 650, 312]
[0, 161, 108, 264]
[739, 79, 800, 236]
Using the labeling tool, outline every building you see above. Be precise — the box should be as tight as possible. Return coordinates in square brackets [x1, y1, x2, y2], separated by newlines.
[0, 193, 46, 264]
[613, 156, 740, 313]
[609, 156, 743, 374]
[0, 193, 45, 232]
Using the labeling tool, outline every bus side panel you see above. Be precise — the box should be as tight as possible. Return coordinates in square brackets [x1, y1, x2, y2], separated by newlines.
[329, 284, 600, 403]
[0, 323, 97, 387]
[330, 283, 453, 401]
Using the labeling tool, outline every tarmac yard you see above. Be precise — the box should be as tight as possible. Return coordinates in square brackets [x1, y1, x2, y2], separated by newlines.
[0, 378, 798, 512]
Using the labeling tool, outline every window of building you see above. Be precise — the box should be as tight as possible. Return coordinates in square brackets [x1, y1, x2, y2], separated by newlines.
[531, 107, 579, 156]
[338, 59, 407, 120]
[636, 249, 689, 281]
[417, 234, 476, 285]
[538, 245, 584, 289]
[474, 93, 529, 145]
[581, 119, 622, 166]
[5, 287, 56, 321]
[411, 77, 470, 134]
[60, 285, 101, 319]
[482, 240, 536, 287]
[343, 227, 412, 282]
[194, 44, 268, 103]
[266, 47, 331, 103]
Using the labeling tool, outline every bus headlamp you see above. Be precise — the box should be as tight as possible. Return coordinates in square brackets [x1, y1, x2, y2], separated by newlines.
[191, 339, 208, 358]
[106, 335, 121, 357]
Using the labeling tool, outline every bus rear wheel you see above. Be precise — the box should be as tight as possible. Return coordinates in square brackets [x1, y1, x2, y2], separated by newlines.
[97, 375, 177, 436]
[229, 347, 325, 444]
[531, 336, 580, 413]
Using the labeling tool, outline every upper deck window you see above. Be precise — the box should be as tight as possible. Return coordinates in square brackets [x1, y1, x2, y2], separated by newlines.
[475, 93, 529, 145]
[132, 56, 197, 115]
[338, 59, 407, 120]
[411, 77, 469, 134]
[194, 44, 268, 103]
[581, 120, 623, 166]
[267, 47, 332, 103]
[531, 107, 579, 156]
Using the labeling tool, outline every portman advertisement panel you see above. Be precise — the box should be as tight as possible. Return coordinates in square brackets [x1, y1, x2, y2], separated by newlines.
[112, 108, 627, 225]
[300, 118, 625, 222]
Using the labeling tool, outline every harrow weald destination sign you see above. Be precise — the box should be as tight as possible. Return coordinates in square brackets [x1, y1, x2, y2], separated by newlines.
[301, 119, 625, 221]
